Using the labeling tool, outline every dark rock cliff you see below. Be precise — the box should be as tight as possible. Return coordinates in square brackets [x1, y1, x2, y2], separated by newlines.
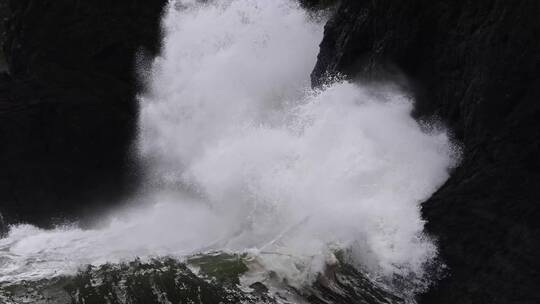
[312, 1, 540, 303]
[0, 1, 7, 70]
[0, 0, 166, 228]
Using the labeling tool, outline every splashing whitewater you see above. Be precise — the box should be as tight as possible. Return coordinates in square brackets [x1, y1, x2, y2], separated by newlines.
[0, 0, 458, 297]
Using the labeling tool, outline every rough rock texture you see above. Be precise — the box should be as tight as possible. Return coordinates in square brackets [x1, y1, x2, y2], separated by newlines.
[0, 0, 166, 228]
[312, 1, 540, 303]
[0, 0, 7, 70]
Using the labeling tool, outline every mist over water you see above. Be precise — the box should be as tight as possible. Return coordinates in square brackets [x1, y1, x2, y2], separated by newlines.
[0, 0, 458, 294]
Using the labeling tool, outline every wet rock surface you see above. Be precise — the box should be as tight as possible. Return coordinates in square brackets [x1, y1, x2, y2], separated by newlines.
[0, 0, 166, 228]
[312, 1, 540, 303]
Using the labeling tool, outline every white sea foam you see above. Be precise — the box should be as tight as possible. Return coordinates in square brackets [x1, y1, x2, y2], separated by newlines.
[0, 0, 458, 292]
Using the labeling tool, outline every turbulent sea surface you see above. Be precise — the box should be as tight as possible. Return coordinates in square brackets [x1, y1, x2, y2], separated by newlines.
[0, 1, 459, 303]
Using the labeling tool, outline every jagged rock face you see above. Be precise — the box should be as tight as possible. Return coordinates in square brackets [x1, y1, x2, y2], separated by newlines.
[312, 1, 540, 303]
[0, 0, 166, 228]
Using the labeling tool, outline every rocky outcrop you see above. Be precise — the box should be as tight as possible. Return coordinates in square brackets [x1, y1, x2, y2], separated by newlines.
[0, 0, 166, 228]
[312, 1, 540, 303]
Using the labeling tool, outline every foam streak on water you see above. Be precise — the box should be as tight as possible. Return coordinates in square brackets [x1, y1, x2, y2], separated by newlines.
[0, 0, 457, 293]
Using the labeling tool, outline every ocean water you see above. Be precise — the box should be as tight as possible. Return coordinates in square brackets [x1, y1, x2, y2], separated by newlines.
[0, 0, 459, 300]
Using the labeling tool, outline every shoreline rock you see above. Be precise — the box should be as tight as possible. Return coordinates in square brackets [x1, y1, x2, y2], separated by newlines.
[311, 1, 540, 303]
